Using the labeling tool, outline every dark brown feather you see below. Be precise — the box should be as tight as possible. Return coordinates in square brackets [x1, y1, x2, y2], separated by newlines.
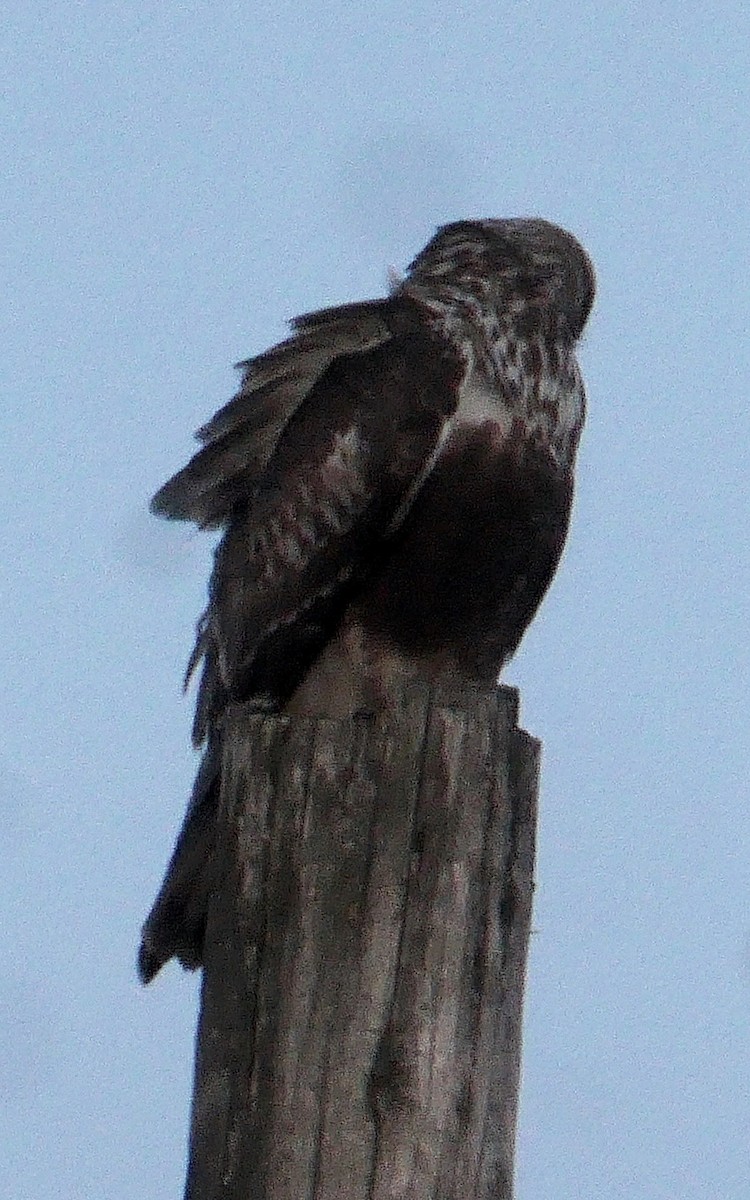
[190, 330, 464, 741]
[152, 300, 400, 528]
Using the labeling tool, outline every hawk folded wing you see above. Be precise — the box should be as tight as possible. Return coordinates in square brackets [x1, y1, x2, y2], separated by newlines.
[159, 326, 465, 742]
[151, 299, 399, 528]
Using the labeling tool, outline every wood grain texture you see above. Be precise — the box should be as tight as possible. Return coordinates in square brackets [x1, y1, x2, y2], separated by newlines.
[184, 683, 539, 1200]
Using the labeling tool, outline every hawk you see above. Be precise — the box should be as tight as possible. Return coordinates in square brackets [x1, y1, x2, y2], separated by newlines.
[138, 218, 595, 982]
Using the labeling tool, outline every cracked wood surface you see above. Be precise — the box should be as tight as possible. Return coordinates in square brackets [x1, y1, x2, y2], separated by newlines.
[184, 683, 539, 1200]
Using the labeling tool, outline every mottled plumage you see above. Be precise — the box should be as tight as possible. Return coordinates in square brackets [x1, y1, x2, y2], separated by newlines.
[138, 217, 595, 982]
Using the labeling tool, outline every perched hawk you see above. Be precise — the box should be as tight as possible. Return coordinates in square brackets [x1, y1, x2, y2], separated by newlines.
[138, 218, 595, 982]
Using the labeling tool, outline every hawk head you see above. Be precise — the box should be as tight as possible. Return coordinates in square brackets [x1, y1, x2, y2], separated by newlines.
[403, 217, 595, 343]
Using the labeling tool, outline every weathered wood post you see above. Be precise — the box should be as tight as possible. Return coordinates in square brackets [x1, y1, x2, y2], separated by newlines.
[184, 682, 539, 1200]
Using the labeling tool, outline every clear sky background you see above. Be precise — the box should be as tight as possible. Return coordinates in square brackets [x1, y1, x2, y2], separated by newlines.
[3, 2, 749, 1197]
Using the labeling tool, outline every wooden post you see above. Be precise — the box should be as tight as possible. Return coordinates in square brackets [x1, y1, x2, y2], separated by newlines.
[184, 683, 539, 1200]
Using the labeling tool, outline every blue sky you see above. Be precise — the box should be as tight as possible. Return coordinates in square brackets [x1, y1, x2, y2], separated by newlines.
[3, 2, 749, 1197]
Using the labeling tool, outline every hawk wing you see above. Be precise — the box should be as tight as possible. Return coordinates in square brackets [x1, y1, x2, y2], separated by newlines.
[155, 323, 465, 743]
[152, 299, 399, 529]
